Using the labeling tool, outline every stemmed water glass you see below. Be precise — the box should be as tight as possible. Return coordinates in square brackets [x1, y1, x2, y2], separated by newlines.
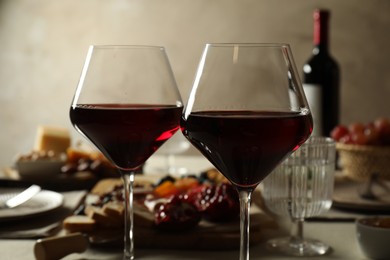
[70, 45, 183, 260]
[180, 43, 313, 259]
[262, 136, 336, 256]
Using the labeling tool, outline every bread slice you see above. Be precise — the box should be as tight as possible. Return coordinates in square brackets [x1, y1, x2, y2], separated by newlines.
[87, 206, 123, 228]
[102, 202, 125, 220]
[63, 215, 96, 233]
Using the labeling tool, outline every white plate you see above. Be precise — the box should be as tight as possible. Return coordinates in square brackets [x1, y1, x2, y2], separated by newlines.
[0, 188, 64, 221]
[333, 179, 390, 213]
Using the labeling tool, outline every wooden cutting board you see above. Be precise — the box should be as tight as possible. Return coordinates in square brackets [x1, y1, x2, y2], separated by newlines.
[86, 177, 278, 250]
[88, 212, 276, 250]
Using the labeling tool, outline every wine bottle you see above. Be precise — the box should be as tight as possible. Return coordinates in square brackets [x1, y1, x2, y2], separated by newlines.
[303, 9, 340, 136]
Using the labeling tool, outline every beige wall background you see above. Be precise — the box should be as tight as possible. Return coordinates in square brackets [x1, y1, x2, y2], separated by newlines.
[0, 0, 389, 167]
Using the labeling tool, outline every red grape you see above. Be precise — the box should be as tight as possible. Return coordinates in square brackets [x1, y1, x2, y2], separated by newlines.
[364, 124, 380, 145]
[374, 117, 390, 145]
[348, 123, 365, 135]
[339, 134, 353, 144]
[351, 132, 369, 145]
[330, 125, 349, 142]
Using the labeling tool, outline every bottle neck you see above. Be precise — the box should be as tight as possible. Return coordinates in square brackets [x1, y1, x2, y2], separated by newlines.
[313, 9, 330, 53]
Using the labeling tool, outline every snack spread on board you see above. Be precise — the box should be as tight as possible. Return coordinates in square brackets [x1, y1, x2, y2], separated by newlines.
[6, 125, 275, 249]
[14, 125, 118, 181]
[63, 169, 241, 234]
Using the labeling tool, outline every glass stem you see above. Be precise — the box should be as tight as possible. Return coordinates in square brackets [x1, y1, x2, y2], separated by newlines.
[291, 218, 304, 244]
[121, 172, 135, 260]
[239, 189, 252, 260]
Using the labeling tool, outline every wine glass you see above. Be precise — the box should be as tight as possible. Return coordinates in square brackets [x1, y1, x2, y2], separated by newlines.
[181, 43, 313, 260]
[262, 136, 336, 256]
[70, 45, 183, 260]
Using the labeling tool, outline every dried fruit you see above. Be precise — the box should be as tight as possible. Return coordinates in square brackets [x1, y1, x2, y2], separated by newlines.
[192, 183, 240, 222]
[154, 195, 201, 231]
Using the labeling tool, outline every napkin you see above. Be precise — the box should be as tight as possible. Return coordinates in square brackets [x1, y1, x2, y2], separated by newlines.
[0, 190, 87, 239]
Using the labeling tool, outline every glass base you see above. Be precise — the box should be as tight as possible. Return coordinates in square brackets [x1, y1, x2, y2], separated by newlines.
[267, 237, 331, 256]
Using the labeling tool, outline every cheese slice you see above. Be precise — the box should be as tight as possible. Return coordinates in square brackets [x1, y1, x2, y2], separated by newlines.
[34, 125, 71, 155]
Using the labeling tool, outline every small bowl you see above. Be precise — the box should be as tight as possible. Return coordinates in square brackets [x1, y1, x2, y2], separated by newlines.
[356, 217, 390, 259]
[15, 159, 65, 181]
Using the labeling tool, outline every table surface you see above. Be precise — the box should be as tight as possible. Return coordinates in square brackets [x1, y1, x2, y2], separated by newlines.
[0, 221, 366, 260]
[0, 155, 375, 260]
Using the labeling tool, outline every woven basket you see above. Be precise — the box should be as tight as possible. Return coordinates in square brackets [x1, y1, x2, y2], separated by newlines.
[337, 143, 390, 181]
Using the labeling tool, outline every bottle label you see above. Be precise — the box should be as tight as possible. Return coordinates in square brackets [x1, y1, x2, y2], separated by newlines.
[303, 83, 323, 136]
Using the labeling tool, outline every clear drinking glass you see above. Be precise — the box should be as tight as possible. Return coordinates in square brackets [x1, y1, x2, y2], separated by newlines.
[69, 45, 183, 260]
[262, 136, 336, 256]
[181, 43, 313, 259]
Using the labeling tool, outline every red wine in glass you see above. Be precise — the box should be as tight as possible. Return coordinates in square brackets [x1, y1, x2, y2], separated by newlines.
[70, 45, 183, 260]
[182, 43, 313, 260]
[70, 104, 182, 171]
[181, 111, 312, 189]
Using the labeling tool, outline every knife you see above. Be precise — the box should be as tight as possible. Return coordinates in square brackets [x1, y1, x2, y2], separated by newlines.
[2, 184, 41, 209]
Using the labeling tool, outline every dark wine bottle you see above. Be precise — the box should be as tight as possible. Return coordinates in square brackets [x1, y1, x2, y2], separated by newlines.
[303, 9, 340, 136]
